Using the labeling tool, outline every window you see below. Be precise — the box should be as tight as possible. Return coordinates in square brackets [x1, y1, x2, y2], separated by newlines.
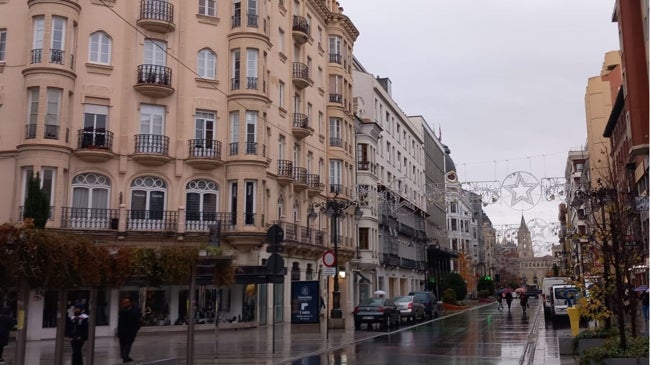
[139, 104, 165, 153]
[26, 87, 39, 138]
[246, 48, 258, 89]
[278, 81, 285, 108]
[186, 179, 219, 222]
[82, 104, 109, 148]
[231, 49, 240, 89]
[198, 0, 216, 16]
[130, 176, 166, 220]
[197, 48, 216, 79]
[32, 16, 44, 63]
[278, 28, 285, 53]
[229, 111, 239, 154]
[0, 29, 6, 62]
[328, 35, 341, 63]
[144, 39, 166, 66]
[244, 180, 255, 225]
[245, 111, 257, 154]
[247, 0, 258, 27]
[71, 173, 111, 220]
[194, 110, 216, 149]
[359, 227, 369, 250]
[329, 117, 341, 147]
[45, 88, 61, 139]
[50, 16, 66, 64]
[89, 31, 111, 64]
[329, 159, 342, 191]
[229, 181, 238, 225]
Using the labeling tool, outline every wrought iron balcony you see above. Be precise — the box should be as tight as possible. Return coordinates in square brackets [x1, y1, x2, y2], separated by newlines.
[246, 77, 258, 90]
[292, 62, 311, 89]
[128, 209, 178, 231]
[247, 14, 258, 27]
[307, 174, 322, 195]
[60, 207, 120, 230]
[277, 160, 293, 185]
[185, 212, 234, 232]
[292, 16, 309, 44]
[133, 134, 170, 166]
[75, 128, 114, 162]
[329, 53, 342, 64]
[135, 64, 174, 97]
[31, 49, 42, 64]
[50, 49, 65, 65]
[329, 93, 343, 104]
[293, 167, 307, 189]
[292, 113, 311, 139]
[25, 124, 37, 139]
[358, 161, 370, 171]
[137, 0, 175, 32]
[329, 137, 343, 147]
[44, 124, 59, 139]
[187, 139, 223, 169]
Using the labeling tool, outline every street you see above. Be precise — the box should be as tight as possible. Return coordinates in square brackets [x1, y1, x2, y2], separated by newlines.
[4, 299, 579, 365]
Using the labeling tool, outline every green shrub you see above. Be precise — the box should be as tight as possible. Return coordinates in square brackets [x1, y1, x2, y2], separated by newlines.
[442, 288, 456, 304]
[444, 272, 467, 301]
[579, 333, 649, 365]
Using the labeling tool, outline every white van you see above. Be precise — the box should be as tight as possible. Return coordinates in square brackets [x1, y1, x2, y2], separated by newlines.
[541, 276, 571, 315]
[550, 284, 580, 318]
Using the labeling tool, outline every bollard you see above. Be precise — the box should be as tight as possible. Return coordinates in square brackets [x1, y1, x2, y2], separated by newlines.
[567, 306, 581, 337]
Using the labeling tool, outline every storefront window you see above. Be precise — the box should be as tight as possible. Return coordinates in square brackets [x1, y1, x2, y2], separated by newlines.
[43, 289, 110, 328]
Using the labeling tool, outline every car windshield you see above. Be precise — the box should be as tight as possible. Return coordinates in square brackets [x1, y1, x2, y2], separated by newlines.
[554, 287, 579, 299]
[394, 296, 413, 303]
[361, 298, 386, 306]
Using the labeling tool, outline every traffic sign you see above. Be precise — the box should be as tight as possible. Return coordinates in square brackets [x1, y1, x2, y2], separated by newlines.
[267, 253, 285, 274]
[322, 267, 336, 276]
[322, 250, 336, 267]
[266, 224, 284, 244]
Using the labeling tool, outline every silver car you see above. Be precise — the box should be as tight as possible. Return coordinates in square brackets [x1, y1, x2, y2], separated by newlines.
[394, 295, 425, 323]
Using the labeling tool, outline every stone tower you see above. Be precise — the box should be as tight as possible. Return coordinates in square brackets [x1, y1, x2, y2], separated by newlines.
[517, 216, 534, 259]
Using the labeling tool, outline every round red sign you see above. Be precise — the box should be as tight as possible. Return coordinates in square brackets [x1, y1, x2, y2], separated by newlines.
[322, 250, 336, 267]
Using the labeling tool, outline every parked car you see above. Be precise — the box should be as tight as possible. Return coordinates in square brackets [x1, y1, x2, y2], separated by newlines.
[394, 295, 425, 323]
[409, 291, 440, 318]
[353, 297, 400, 330]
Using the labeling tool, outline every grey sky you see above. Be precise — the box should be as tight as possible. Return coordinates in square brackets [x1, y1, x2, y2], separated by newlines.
[342, 1, 620, 255]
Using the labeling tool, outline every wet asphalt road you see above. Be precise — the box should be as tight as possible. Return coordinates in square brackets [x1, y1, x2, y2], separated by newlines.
[282, 302, 541, 365]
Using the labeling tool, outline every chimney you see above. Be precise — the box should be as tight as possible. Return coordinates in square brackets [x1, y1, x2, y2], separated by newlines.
[376, 76, 392, 96]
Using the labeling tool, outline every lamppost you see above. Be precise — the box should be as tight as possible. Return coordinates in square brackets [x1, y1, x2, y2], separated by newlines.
[313, 195, 362, 319]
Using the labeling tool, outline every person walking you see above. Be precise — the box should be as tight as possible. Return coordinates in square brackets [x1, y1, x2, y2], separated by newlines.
[66, 304, 89, 365]
[496, 291, 503, 311]
[117, 297, 141, 363]
[504, 291, 513, 312]
[0, 308, 17, 365]
[520, 293, 529, 313]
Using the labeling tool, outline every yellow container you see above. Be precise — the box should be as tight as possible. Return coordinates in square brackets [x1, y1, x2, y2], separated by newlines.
[567, 306, 581, 337]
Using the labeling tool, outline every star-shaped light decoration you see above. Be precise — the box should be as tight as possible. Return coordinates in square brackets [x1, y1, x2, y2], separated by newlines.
[501, 171, 541, 210]
[527, 218, 548, 240]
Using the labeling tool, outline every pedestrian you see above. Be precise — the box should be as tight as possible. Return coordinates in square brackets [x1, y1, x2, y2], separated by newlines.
[66, 304, 89, 365]
[117, 297, 141, 364]
[641, 289, 649, 322]
[504, 291, 513, 312]
[520, 293, 529, 313]
[496, 290, 503, 311]
[0, 308, 17, 365]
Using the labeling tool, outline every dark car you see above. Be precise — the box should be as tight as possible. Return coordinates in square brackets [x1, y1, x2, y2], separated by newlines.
[353, 297, 400, 330]
[409, 291, 440, 319]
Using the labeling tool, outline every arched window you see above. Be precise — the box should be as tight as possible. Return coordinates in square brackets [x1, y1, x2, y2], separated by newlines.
[89, 31, 111, 64]
[197, 48, 216, 79]
[71, 173, 111, 222]
[291, 262, 300, 281]
[130, 176, 166, 219]
[186, 179, 219, 224]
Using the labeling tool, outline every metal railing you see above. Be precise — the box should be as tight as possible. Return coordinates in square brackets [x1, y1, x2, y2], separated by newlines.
[134, 134, 169, 155]
[245, 142, 257, 155]
[188, 139, 222, 159]
[307, 174, 321, 189]
[231, 14, 241, 27]
[229, 142, 239, 155]
[293, 167, 307, 185]
[31, 49, 42, 63]
[329, 137, 343, 147]
[185, 212, 234, 232]
[357, 161, 370, 171]
[137, 64, 172, 87]
[78, 128, 113, 150]
[44, 124, 59, 139]
[329, 184, 343, 194]
[50, 49, 65, 64]
[246, 77, 258, 90]
[231, 77, 240, 90]
[329, 53, 342, 64]
[292, 15, 309, 34]
[60, 207, 119, 229]
[139, 0, 174, 23]
[25, 124, 37, 139]
[292, 113, 309, 129]
[277, 160, 293, 178]
[292, 62, 309, 80]
[247, 14, 258, 27]
[127, 209, 178, 231]
[329, 93, 342, 103]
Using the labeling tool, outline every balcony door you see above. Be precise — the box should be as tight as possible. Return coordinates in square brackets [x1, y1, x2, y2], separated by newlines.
[71, 173, 110, 228]
[130, 176, 166, 220]
[194, 110, 216, 150]
[140, 104, 165, 153]
[82, 104, 108, 148]
[144, 39, 166, 66]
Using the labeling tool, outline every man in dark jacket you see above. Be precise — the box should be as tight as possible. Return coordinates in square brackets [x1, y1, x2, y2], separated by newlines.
[117, 297, 141, 363]
[66, 304, 89, 365]
[0, 308, 17, 364]
[504, 291, 514, 312]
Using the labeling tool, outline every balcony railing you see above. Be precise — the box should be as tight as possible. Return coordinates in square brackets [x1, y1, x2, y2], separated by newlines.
[188, 139, 222, 159]
[185, 212, 234, 232]
[244, 212, 255, 225]
[247, 14, 258, 27]
[292, 62, 309, 80]
[329, 184, 342, 194]
[25, 124, 37, 139]
[329, 53, 342, 64]
[246, 77, 258, 90]
[231, 14, 241, 27]
[50, 49, 65, 65]
[307, 174, 320, 189]
[278, 160, 293, 178]
[400, 258, 416, 269]
[134, 134, 169, 155]
[60, 207, 120, 230]
[137, 64, 172, 87]
[139, 0, 174, 23]
[329, 137, 342, 147]
[78, 128, 113, 150]
[329, 93, 342, 103]
[231, 77, 240, 90]
[272, 220, 326, 246]
[229, 142, 239, 156]
[31, 49, 42, 63]
[358, 161, 370, 171]
[293, 167, 307, 185]
[245, 142, 257, 155]
[44, 124, 59, 139]
[128, 209, 178, 231]
[292, 15, 309, 34]
[292, 113, 309, 129]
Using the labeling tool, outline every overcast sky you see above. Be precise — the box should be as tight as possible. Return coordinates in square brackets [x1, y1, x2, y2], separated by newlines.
[342, 1, 621, 255]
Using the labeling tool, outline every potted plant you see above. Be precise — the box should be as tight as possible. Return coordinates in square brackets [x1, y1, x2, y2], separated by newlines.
[573, 327, 617, 357]
[579, 334, 649, 365]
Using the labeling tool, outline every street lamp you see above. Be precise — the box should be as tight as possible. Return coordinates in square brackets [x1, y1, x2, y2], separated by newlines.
[320, 196, 362, 319]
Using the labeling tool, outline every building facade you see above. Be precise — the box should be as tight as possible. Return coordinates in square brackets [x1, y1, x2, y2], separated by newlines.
[0, 0, 359, 339]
